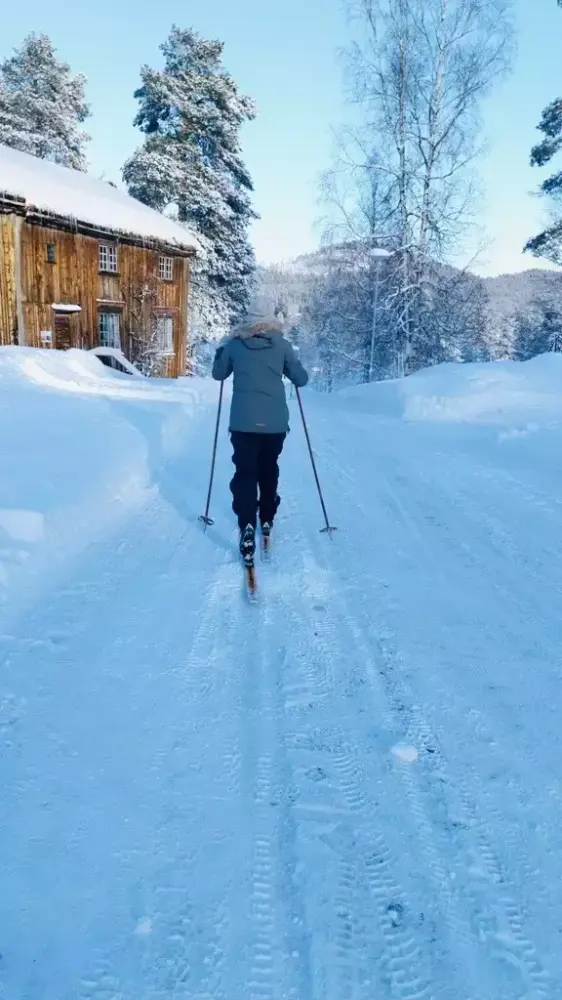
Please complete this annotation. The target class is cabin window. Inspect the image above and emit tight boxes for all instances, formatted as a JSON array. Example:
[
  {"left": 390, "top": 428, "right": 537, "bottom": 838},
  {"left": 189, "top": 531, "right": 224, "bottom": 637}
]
[
  {"left": 98, "top": 311, "right": 121, "bottom": 349},
  {"left": 46, "top": 243, "right": 56, "bottom": 263},
  {"left": 99, "top": 243, "right": 118, "bottom": 273},
  {"left": 153, "top": 315, "right": 174, "bottom": 356},
  {"left": 158, "top": 256, "right": 174, "bottom": 281}
]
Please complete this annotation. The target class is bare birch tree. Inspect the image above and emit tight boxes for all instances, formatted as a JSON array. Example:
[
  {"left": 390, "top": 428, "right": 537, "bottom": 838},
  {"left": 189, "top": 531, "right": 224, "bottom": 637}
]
[{"left": 321, "top": 0, "right": 513, "bottom": 375}]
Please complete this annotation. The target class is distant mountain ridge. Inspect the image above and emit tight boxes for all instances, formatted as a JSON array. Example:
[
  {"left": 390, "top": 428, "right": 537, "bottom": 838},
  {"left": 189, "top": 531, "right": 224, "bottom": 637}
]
[
  {"left": 483, "top": 268, "right": 562, "bottom": 318},
  {"left": 256, "top": 251, "right": 562, "bottom": 351}
]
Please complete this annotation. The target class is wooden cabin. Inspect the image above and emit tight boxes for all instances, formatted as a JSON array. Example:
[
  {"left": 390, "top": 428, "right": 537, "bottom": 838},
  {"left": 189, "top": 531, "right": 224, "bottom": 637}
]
[{"left": 0, "top": 143, "right": 199, "bottom": 377}]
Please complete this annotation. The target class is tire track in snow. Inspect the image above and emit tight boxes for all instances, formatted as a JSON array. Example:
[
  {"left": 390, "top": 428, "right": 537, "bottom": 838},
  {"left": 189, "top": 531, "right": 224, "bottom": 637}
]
[
  {"left": 160, "top": 569, "right": 228, "bottom": 1000},
  {"left": 284, "top": 562, "right": 471, "bottom": 1000},
  {"left": 409, "top": 712, "right": 553, "bottom": 1000},
  {"left": 340, "top": 613, "right": 487, "bottom": 1000},
  {"left": 139, "top": 558, "right": 236, "bottom": 1000},
  {"left": 322, "top": 418, "right": 562, "bottom": 797},
  {"left": 306, "top": 441, "right": 555, "bottom": 999},
  {"left": 70, "top": 518, "right": 233, "bottom": 1000},
  {"left": 373, "top": 463, "right": 561, "bottom": 997},
  {"left": 351, "top": 581, "right": 552, "bottom": 1000},
  {"left": 377, "top": 444, "right": 562, "bottom": 744},
  {"left": 288, "top": 418, "right": 557, "bottom": 999},
  {"left": 268, "top": 499, "right": 435, "bottom": 1000},
  {"left": 423, "top": 678, "right": 562, "bottom": 987},
  {"left": 370, "top": 443, "right": 562, "bottom": 891},
  {"left": 246, "top": 626, "right": 282, "bottom": 1000},
  {"left": 275, "top": 634, "right": 375, "bottom": 1000},
  {"left": 76, "top": 548, "right": 243, "bottom": 1000},
  {"left": 237, "top": 599, "right": 309, "bottom": 1000},
  {"left": 278, "top": 488, "right": 451, "bottom": 996}
]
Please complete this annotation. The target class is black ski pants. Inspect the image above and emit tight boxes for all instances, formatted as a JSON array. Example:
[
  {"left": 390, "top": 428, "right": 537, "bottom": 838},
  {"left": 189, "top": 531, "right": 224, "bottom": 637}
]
[{"left": 230, "top": 431, "right": 286, "bottom": 530}]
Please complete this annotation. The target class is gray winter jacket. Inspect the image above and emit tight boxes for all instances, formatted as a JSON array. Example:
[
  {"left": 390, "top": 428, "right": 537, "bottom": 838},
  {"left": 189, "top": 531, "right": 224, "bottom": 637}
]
[{"left": 212, "top": 325, "right": 309, "bottom": 434}]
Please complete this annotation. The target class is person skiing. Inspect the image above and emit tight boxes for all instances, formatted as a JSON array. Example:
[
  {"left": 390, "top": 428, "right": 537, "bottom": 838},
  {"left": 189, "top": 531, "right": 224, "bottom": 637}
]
[{"left": 212, "top": 307, "right": 309, "bottom": 566}]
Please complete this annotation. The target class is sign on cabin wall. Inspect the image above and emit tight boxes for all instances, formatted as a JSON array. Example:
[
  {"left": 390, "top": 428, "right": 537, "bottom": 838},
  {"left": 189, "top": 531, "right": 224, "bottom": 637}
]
[{"left": 40, "top": 330, "right": 52, "bottom": 345}]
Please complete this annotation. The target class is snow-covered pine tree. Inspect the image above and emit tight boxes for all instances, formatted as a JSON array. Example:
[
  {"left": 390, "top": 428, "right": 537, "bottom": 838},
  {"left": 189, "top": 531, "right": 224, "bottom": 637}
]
[
  {"left": 0, "top": 33, "right": 90, "bottom": 170},
  {"left": 123, "top": 27, "right": 257, "bottom": 347},
  {"left": 525, "top": 1, "right": 562, "bottom": 263}
]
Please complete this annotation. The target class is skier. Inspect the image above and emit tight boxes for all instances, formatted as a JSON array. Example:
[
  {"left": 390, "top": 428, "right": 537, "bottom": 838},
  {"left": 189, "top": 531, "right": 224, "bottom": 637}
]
[{"left": 212, "top": 307, "right": 309, "bottom": 566}]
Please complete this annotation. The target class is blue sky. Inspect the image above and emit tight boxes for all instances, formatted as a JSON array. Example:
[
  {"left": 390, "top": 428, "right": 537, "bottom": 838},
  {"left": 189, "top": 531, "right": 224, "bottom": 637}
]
[{"left": 2, "top": 0, "right": 561, "bottom": 276}]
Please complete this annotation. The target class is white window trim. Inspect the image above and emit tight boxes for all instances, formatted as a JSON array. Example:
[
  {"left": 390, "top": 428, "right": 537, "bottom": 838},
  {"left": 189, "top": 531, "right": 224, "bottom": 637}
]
[
  {"left": 99, "top": 243, "right": 118, "bottom": 273},
  {"left": 98, "top": 311, "right": 121, "bottom": 350},
  {"left": 153, "top": 315, "right": 175, "bottom": 356},
  {"left": 158, "top": 256, "right": 174, "bottom": 281}
]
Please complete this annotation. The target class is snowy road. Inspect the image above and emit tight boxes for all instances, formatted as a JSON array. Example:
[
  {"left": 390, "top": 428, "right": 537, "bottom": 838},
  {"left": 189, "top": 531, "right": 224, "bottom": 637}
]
[{"left": 2, "top": 352, "right": 562, "bottom": 999}]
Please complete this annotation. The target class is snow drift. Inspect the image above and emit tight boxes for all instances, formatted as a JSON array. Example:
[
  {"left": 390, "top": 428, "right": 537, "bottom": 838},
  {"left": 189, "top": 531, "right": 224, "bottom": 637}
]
[
  {"left": 0, "top": 347, "right": 216, "bottom": 611},
  {"left": 335, "top": 352, "right": 562, "bottom": 425}
]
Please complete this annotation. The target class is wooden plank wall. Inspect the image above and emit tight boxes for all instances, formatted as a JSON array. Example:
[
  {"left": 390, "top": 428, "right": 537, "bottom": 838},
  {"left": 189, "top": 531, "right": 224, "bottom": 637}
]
[
  {"left": 19, "top": 224, "right": 98, "bottom": 348},
  {"left": 178, "top": 258, "right": 190, "bottom": 376},
  {"left": 0, "top": 215, "right": 16, "bottom": 345},
  {"left": 15, "top": 222, "right": 191, "bottom": 375},
  {"left": 111, "top": 245, "right": 187, "bottom": 378}
]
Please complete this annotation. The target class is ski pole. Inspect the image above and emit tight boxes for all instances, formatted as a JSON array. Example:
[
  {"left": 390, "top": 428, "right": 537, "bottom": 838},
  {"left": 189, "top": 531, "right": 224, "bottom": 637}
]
[
  {"left": 295, "top": 387, "right": 337, "bottom": 535},
  {"left": 199, "top": 381, "right": 224, "bottom": 529}
]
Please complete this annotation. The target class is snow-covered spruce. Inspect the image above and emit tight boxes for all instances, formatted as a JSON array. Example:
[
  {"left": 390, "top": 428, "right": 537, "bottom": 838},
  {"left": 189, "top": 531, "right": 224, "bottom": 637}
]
[
  {"left": 0, "top": 32, "right": 90, "bottom": 170},
  {"left": 123, "top": 27, "right": 257, "bottom": 345}
]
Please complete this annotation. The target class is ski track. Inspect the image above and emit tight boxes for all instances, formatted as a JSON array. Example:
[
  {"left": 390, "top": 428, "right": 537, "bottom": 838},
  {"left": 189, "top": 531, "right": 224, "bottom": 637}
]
[{"left": 3, "top": 392, "right": 562, "bottom": 999}]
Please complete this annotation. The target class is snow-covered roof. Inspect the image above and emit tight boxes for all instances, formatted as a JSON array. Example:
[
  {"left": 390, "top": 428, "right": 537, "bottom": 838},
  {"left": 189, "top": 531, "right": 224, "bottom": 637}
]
[{"left": 0, "top": 144, "right": 200, "bottom": 254}]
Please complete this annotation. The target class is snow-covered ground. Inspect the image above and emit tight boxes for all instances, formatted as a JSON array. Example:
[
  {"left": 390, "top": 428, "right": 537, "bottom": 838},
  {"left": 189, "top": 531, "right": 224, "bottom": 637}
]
[{"left": 2, "top": 347, "right": 562, "bottom": 1000}]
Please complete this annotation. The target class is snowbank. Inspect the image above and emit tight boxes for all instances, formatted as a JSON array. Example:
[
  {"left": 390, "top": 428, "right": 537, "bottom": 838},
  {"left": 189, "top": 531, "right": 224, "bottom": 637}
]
[
  {"left": 0, "top": 346, "right": 210, "bottom": 404},
  {"left": 0, "top": 143, "right": 200, "bottom": 252},
  {"left": 335, "top": 353, "right": 562, "bottom": 425},
  {"left": 0, "top": 347, "right": 216, "bottom": 610}
]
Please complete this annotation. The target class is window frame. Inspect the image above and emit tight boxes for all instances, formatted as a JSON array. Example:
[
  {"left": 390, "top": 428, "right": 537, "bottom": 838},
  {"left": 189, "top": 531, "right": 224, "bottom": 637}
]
[
  {"left": 158, "top": 256, "right": 174, "bottom": 282},
  {"left": 46, "top": 243, "right": 56, "bottom": 264},
  {"left": 99, "top": 243, "right": 118, "bottom": 274},
  {"left": 98, "top": 310, "right": 121, "bottom": 350},
  {"left": 152, "top": 314, "right": 175, "bottom": 356}
]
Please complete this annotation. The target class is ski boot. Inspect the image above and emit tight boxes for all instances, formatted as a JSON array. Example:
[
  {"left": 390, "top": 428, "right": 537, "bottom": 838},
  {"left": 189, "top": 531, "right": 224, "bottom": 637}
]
[
  {"left": 239, "top": 524, "right": 256, "bottom": 568},
  {"left": 240, "top": 524, "right": 257, "bottom": 601},
  {"left": 260, "top": 522, "right": 272, "bottom": 560}
]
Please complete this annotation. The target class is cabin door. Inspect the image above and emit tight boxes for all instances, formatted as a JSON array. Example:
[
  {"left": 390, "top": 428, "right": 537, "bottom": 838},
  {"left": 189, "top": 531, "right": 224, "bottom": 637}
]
[{"left": 53, "top": 312, "right": 72, "bottom": 351}]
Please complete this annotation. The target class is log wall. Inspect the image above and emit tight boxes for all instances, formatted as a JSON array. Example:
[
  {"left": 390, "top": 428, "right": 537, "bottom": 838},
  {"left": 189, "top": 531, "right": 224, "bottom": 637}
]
[{"left": 0, "top": 214, "right": 191, "bottom": 376}]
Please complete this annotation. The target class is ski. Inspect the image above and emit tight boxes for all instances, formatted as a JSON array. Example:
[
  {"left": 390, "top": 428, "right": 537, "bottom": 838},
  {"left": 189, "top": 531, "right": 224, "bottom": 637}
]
[
  {"left": 244, "top": 563, "right": 258, "bottom": 603},
  {"left": 260, "top": 523, "right": 272, "bottom": 562},
  {"left": 260, "top": 533, "right": 271, "bottom": 562},
  {"left": 239, "top": 524, "right": 258, "bottom": 602}
]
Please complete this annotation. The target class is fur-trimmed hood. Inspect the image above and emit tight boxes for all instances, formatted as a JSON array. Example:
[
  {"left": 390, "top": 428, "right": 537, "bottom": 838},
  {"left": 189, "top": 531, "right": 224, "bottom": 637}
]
[
  {"left": 212, "top": 311, "right": 309, "bottom": 433},
  {"left": 231, "top": 304, "right": 285, "bottom": 341},
  {"left": 234, "top": 320, "right": 284, "bottom": 341}
]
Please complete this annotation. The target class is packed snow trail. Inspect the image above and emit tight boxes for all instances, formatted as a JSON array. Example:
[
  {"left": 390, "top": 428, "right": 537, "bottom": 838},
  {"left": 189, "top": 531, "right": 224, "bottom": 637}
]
[{"left": 1, "top": 350, "right": 562, "bottom": 999}]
